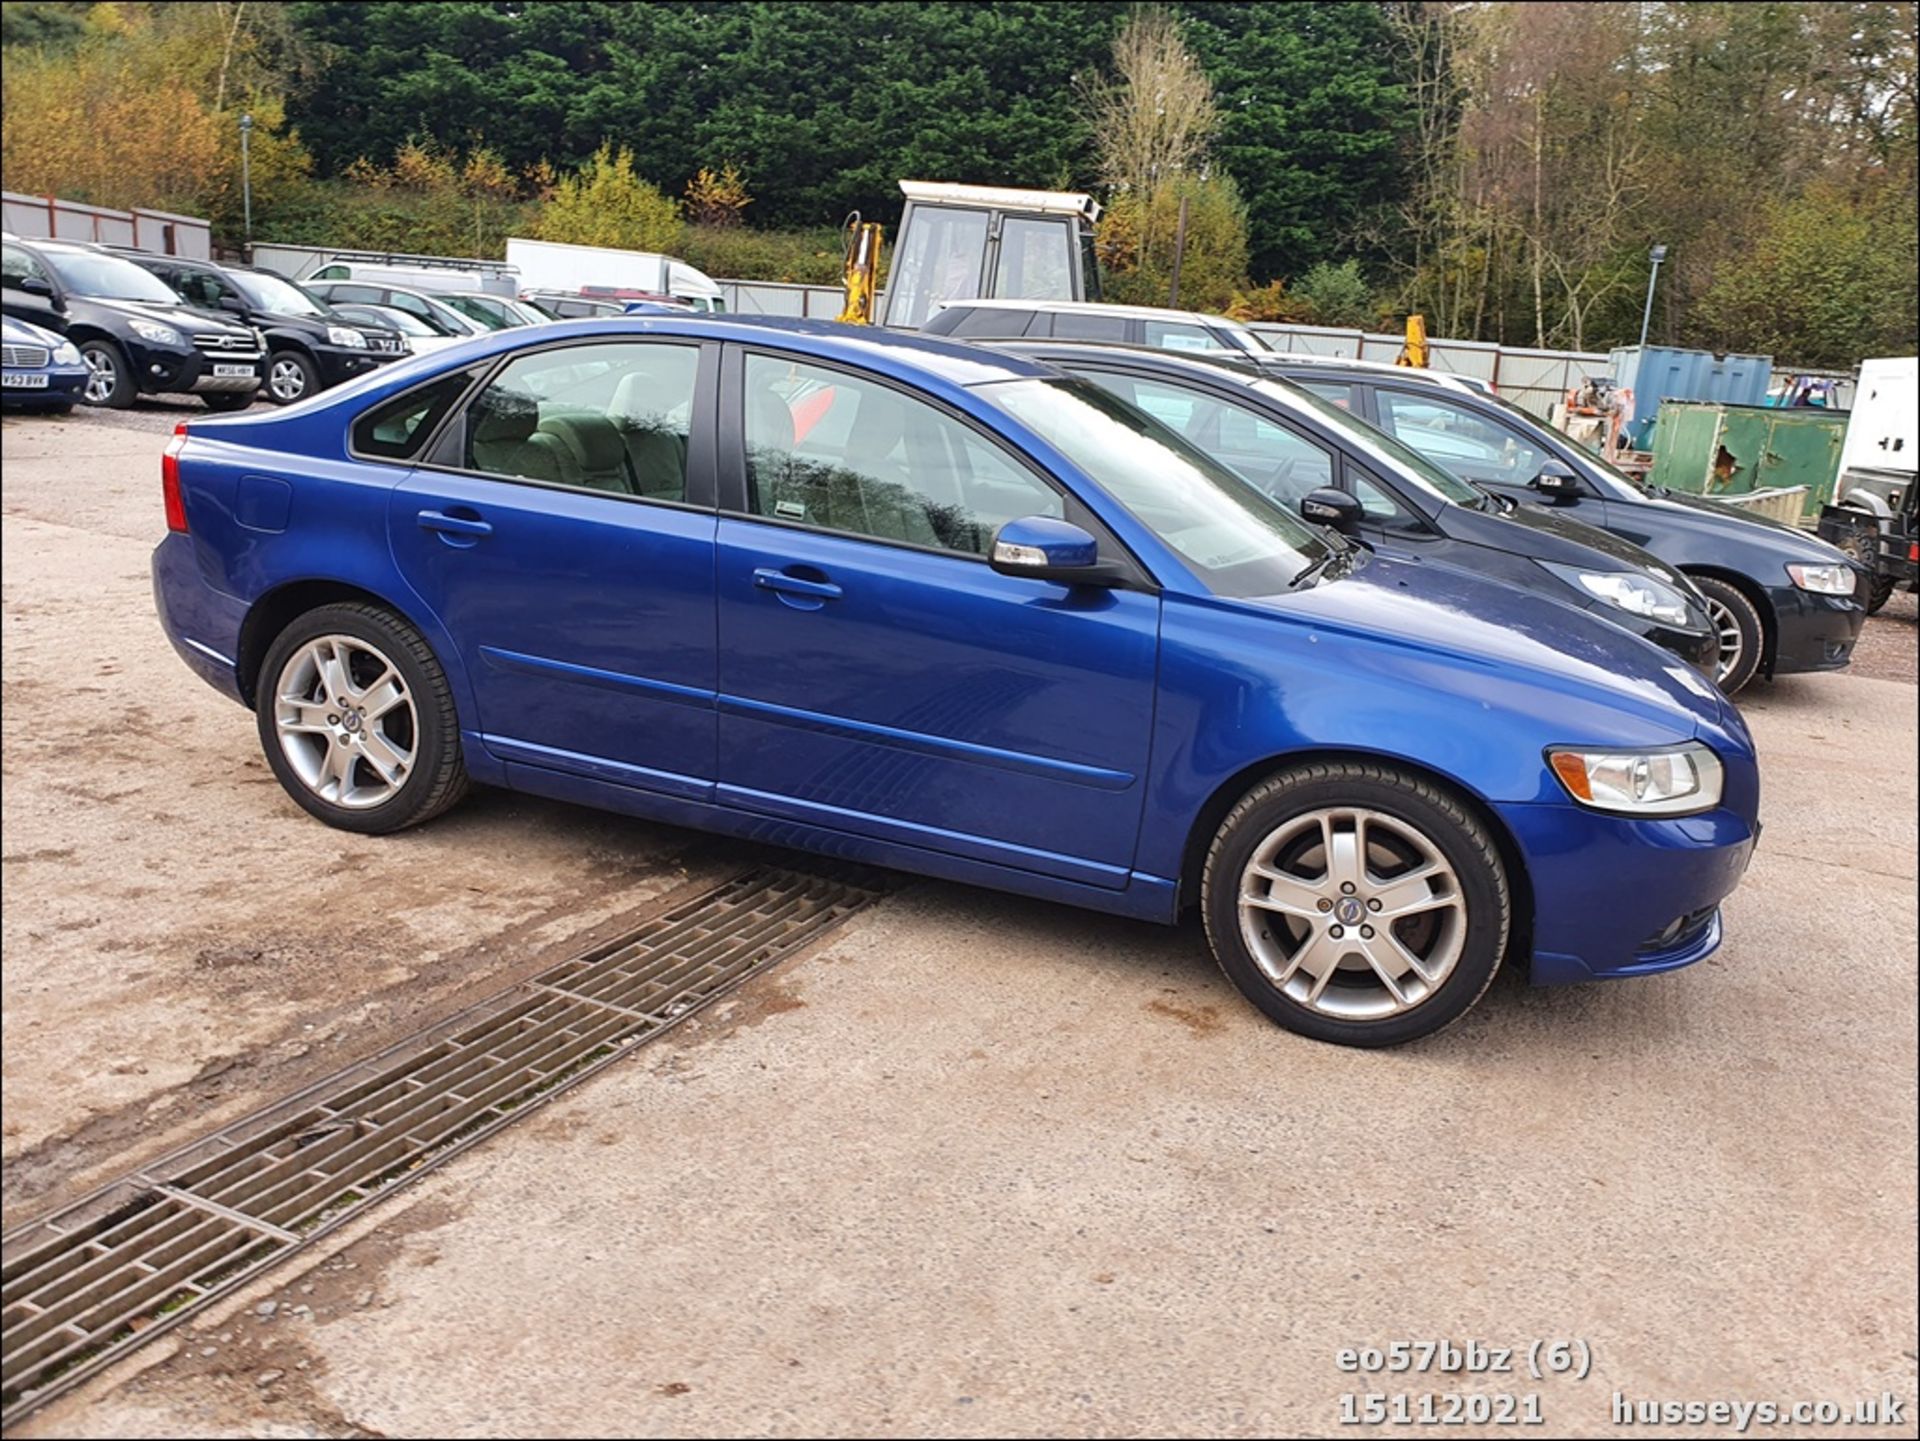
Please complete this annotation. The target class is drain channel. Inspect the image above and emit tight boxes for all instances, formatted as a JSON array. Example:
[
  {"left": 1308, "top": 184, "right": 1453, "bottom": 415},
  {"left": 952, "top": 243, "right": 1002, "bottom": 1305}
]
[{"left": 1, "top": 864, "right": 882, "bottom": 1425}]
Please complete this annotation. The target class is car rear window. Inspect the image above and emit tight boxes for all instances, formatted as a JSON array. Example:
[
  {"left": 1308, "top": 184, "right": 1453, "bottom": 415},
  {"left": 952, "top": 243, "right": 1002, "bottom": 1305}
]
[{"left": 351, "top": 368, "right": 484, "bottom": 460}]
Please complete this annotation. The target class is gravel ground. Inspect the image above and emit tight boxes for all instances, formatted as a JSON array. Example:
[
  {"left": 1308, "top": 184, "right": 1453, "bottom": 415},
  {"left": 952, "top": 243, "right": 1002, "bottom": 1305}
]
[{"left": 4, "top": 407, "right": 1915, "bottom": 1438}]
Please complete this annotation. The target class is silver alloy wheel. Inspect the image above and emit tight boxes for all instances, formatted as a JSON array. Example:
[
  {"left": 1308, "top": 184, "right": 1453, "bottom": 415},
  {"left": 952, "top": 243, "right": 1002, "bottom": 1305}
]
[
  {"left": 267, "top": 357, "right": 308, "bottom": 402},
  {"left": 272, "top": 635, "right": 417, "bottom": 809},
  {"left": 1236, "top": 806, "right": 1466, "bottom": 1020},
  {"left": 82, "top": 347, "right": 117, "bottom": 404},
  {"left": 1705, "top": 596, "right": 1744, "bottom": 684}
]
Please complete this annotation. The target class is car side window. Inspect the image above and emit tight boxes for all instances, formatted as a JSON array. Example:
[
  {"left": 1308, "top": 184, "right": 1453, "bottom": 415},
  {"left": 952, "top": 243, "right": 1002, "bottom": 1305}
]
[
  {"left": 172, "top": 270, "right": 227, "bottom": 308},
  {"left": 389, "top": 292, "right": 434, "bottom": 321},
  {"left": 310, "top": 265, "right": 348, "bottom": 280},
  {"left": 3, "top": 245, "right": 52, "bottom": 287},
  {"left": 742, "top": 353, "right": 1062, "bottom": 556},
  {"left": 1051, "top": 310, "right": 1129, "bottom": 342},
  {"left": 329, "top": 284, "right": 381, "bottom": 304},
  {"left": 1143, "top": 320, "right": 1215, "bottom": 353},
  {"left": 1347, "top": 464, "right": 1427, "bottom": 532},
  {"left": 460, "top": 342, "right": 701, "bottom": 500},
  {"left": 1295, "top": 379, "right": 1355, "bottom": 410},
  {"left": 351, "top": 368, "right": 485, "bottom": 461},
  {"left": 1077, "top": 372, "right": 1334, "bottom": 507},
  {"left": 1376, "top": 388, "right": 1548, "bottom": 483},
  {"left": 944, "top": 307, "right": 1038, "bottom": 339}
]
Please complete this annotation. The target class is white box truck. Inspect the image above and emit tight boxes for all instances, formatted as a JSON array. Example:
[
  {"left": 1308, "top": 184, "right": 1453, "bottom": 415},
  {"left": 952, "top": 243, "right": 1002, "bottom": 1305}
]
[
  {"left": 1833, "top": 355, "right": 1917, "bottom": 517},
  {"left": 503, "top": 238, "right": 725, "bottom": 312}
]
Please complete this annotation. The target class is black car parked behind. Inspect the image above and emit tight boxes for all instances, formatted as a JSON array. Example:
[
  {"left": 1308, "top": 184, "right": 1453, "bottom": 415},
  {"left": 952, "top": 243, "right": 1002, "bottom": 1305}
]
[
  {"left": 993, "top": 339, "right": 1722, "bottom": 676},
  {"left": 1, "top": 239, "right": 262, "bottom": 410},
  {"left": 118, "top": 253, "right": 406, "bottom": 404},
  {"left": 1248, "top": 355, "right": 1867, "bottom": 692}
]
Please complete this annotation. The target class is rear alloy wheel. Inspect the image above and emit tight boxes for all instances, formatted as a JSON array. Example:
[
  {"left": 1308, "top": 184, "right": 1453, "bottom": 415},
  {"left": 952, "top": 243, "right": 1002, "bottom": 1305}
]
[
  {"left": 79, "top": 340, "right": 134, "bottom": 408},
  {"left": 201, "top": 391, "right": 254, "bottom": 412},
  {"left": 256, "top": 603, "right": 468, "bottom": 834},
  {"left": 265, "top": 350, "right": 318, "bottom": 404},
  {"left": 1203, "top": 762, "right": 1509, "bottom": 1047},
  {"left": 1692, "top": 576, "right": 1764, "bottom": 694}
]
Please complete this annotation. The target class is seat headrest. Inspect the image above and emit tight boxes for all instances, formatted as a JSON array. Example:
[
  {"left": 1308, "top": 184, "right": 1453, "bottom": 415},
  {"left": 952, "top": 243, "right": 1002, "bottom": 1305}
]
[
  {"left": 846, "top": 390, "right": 908, "bottom": 466},
  {"left": 747, "top": 384, "right": 794, "bottom": 451},
  {"left": 539, "top": 413, "right": 627, "bottom": 473},
  {"left": 471, "top": 388, "right": 540, "bottom": 445}
]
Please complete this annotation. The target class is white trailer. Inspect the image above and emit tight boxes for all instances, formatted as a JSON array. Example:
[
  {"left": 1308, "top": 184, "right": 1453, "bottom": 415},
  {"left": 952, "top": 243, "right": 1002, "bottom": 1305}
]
[
  {"left": 1834, "top": 356, "right": 1918, "bottom": 516},
  {"left": 502, "top": 238, "right": 725, "bottom": 312}
]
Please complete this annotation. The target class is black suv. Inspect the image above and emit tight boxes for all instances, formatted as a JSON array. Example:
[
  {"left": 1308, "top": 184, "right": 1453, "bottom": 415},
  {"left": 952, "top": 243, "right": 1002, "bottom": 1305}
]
[
  {"left": 1, "top": 239, "right": 262, "bottom": 410},
  {"left": 1248, "top": 355, "right": 1867, "bottom": 692},
  {"left": 118, "top": 253, "right": 406, "bottom": 404}
]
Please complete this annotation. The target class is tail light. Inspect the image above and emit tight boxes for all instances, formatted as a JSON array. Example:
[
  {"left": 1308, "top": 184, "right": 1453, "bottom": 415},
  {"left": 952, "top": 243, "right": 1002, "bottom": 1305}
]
[
  {"left": 162, "top": 422, "right": 189, "bottom": 533},
  {"left": 1909, "top": 541, "right": 1918, "bottom": 563}
]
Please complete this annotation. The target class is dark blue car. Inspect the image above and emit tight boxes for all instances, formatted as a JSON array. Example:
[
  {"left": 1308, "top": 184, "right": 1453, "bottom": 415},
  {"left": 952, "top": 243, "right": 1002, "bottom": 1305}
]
[
  {"left": 152, "top": 317, "right": 1760, "bottom": 1047},
  {"left": 1, "top": 315, "right": 89, "bottom": 413}
]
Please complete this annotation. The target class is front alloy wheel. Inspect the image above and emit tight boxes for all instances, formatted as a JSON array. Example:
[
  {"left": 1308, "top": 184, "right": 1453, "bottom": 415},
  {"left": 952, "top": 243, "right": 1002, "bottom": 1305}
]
[
  {"left": 266, "top": 351, "right": 316, "bottom": 403},
  {"left": 1203, "top": 762, "right": 1509, "bottom": 1047},
  {"left": 1691, "top": 576, "right": 1763, "bottom": 694}
]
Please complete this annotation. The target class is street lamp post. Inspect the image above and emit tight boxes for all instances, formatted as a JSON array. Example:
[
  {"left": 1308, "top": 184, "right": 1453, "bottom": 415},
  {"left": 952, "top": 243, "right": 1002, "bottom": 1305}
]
[
  {"left": 239, "top": 112, "right": 255, "bottom": 256},
  {"left": 1638, "top": 243, "right": 1668, "bottom": 348}
]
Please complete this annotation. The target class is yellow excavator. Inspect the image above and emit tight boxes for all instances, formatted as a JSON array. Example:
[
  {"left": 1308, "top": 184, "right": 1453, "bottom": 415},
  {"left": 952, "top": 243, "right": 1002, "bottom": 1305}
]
[
  {"left": 1395, "top": 313, "right": 1428, "bottom": 368},
  {"left": 837, "top": 213, "right": 884, "bottom": 325}
]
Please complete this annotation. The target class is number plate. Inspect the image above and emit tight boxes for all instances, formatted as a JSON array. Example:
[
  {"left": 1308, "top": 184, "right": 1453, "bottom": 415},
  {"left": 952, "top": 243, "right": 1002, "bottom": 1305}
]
[
  {"left": 212, "top": 363, "right": 256, "bottom": 378},
  {"left": 2, "top": 373, "right": 51, "bottom": 389}
]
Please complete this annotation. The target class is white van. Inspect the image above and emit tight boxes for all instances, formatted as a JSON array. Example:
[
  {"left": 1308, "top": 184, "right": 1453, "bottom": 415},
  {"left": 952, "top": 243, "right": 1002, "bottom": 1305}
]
[
  {"left": 503, "top": 238, "right": 726, "bottom": 313},
  {"left": 249, "top": 245, "right": 520, "bottom": 298}
]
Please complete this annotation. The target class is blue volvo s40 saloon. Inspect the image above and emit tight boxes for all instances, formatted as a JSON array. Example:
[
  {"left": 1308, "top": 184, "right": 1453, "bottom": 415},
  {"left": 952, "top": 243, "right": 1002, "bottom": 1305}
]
[{"left": 152, "top": 316, "right": 1759, "bottom": 1046}]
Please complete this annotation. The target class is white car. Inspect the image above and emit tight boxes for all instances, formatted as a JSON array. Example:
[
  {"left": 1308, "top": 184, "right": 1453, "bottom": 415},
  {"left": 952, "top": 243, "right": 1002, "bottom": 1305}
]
[{"left": 323, "top": 303, "right": 464, "bottom": 356}]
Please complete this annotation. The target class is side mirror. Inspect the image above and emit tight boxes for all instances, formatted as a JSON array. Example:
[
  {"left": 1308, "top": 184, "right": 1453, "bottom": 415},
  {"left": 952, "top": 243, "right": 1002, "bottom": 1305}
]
[
  {"left": 1299, "top": 486, "right": 1363, "bottom": 534},
  {"left": 8, "top": 274, "right": 54, "bottom": 298},
  {"left": 219, "top": 294, "right": 250, "bottom": 313},
  {"left": 1531, "top": 461, "right": 1583, "bottom": 501},
  {"left": 990, "top": 516, "right": 1114, "bottom": 586}
]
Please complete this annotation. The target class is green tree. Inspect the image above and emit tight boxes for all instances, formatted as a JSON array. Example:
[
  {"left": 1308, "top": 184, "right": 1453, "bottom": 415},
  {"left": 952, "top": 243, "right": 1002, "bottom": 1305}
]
[
  {"left": 1291, "top": 259, "right": 1377, "bottom": 327},
  {"left": 536, "top": 142, "right": 684, "bottom": 252},
  {"left": 1098, "top": 172, "right": 1250, "bottom": 312}
]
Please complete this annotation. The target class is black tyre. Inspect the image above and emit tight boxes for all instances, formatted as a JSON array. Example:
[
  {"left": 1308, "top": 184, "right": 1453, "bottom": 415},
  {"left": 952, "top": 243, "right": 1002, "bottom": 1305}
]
[
  {"left": 265, "top": 349, "right": 319, "bottom": 405},
  {"left": 201, "top": 390, "right": 255, "bottom": 412},
  {"left": 1834, "top": 526, "right": 1894, "bottom": 614},
  {"left": 78, "top": 339, "right": 135, "bottom": 408},
  {"left": 1202, "top": 762, "right": 1510, "bottom": 1047},
  {"left": 1692, "top": 576, "right": 1765, "bottom": 694},
  {"left": 255, "top": 602, "right": 469, "bottom": 835}
]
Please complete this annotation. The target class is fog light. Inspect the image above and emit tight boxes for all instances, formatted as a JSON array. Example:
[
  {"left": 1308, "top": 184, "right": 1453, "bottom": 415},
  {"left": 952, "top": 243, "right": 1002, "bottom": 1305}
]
[{"left": 150, "top": 364, "right": 165, "bottom": 375}]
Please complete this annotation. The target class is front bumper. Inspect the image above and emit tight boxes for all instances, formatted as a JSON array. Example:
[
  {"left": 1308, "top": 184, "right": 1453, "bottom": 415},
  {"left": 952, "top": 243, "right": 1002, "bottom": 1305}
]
[
  {"left": 1764, "top": 582, "right": 1865, "bottom": 676},
  {"left": 312, "top": 343, "right": 394, "bottom": 388},
  {"left": 152, "top": 533, "right": 248, "bottom": 706},
  {"left": 1603, "top": 606, "right": 1719, "bottom": 673},
  {"left": 130, "top": 338, "right": 263, "bottom": 397},
  {"left": 2, "top": 364, "right": 88, "bottom": 407},
  {"left": 1496, "top": 798, "right": 1758, "bottom": 986}
]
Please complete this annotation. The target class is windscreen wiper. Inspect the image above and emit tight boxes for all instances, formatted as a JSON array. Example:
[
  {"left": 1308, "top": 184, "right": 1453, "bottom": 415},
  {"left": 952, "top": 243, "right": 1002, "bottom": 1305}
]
[{"left": 1289, "top": 548, "right": 1343, "bottom": 590}]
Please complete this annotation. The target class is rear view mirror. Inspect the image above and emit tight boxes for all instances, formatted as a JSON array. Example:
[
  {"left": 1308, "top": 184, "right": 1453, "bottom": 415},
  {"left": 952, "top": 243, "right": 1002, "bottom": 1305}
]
[
  {"left": 1532, "top": 462, "right": 1582, "bottom": 501},
  {"left": 990, "top": 516, "right": 1117, "bottom": 586},
  {"left": 1299, "top": 486, "right": 1363, "bottom": 534}
]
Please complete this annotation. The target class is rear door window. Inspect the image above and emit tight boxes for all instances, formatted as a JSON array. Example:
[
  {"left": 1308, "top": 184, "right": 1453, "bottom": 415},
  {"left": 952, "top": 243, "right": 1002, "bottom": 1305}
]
[
  {"left": 943, "top": 306, "right": 1039, "bottom": 339},
  {"left": 1143, "top": 320, "right": 1216, "bottom": 353},
  {"left": 351, "top": 368, "right": 485, "bottom": 461},
  {"left": 1051, "top": 310, "right": 1129, "bottom": 342}
]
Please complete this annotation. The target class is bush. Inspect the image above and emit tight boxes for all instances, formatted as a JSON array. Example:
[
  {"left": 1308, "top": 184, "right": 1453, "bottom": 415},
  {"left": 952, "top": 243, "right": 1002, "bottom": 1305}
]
[
  {"left": 536, "top": 143, "right": 683, "bottom": 253},
  {"left": 677, "top": 224, "right": 864, "bottom": 287},
  {"left": 1095, "top": 172, "right": 1249, "bottom": 313},
  {"left": 1288, "top": 259, "right": 1378, "bottom": 328},
  {"left": 683, "top": 164, "right": 752, "bottom": 229}
]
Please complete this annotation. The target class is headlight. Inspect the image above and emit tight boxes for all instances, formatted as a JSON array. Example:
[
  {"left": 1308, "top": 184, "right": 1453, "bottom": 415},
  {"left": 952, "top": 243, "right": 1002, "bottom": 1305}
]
[
  {"left": 129, "top": 320, "right": 182, "bottom": 347},
  {"left": 1539, "top": 561, "right": 1693, "bottom": 626},
  {"left": 1786, "top": 562, "right": 1853, "bottom": 595},
  {"left": 327, "top": 325, "right": 368, "bottom": 348},
  {"left": 1547, "top": 743, "right": 1724, "bottom": 816},
  {"left": 53, "top": 340, "right": 80, "bottom": 364}
]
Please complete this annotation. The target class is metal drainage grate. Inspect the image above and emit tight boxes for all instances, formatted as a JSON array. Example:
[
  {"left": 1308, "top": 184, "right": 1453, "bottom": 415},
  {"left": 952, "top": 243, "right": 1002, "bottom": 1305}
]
[{"left": 1, "top": 864, "right": 882, "bottom": 1425}]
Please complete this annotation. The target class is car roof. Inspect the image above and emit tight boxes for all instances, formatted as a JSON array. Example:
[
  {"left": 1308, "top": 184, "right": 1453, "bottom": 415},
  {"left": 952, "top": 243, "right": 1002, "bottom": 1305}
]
[
  {"left": 939, "top": 296, "right": 1236, "bottom": 327},
  {"left": 1251, "top": 352, "right": 1483, "bottom": 391}
]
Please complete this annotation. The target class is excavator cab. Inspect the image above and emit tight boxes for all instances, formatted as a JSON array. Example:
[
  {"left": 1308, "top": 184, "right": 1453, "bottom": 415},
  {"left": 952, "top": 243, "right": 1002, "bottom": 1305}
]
[{"left": 879, "top": 181, "right": 1101, "bottom": 330}]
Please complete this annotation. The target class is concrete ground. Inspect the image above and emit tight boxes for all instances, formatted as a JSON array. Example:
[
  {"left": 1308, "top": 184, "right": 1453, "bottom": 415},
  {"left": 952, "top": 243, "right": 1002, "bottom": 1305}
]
[{"left": 4, "top": 405, "right": 1916, "bottom": 1437}]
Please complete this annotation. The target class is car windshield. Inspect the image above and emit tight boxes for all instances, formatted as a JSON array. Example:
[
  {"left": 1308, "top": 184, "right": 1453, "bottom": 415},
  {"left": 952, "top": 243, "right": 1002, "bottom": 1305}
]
[
  {"left": 981, "top": 377, "right": 1333, "bottom": 598},
  {"left": 354, "top": 306, "right": 434, "bottom": 337},
  {"left": 1220, "top": 320, "right": 1275, "bottom": 353},
  {"left": 43, "top": 250, "right": 181, "bottom": 304},
  {"left": 1469, "top": 388, "right": 1645, "bottom": 498},
  {"left": 1252, "top": 378, "right": 1490, "bottom": 509},
  {"left": 231, "top": 270, "right": 329, "bottom": 318},
  {"left": 440, "top": 294, "right": 513, "bottom": 329}
]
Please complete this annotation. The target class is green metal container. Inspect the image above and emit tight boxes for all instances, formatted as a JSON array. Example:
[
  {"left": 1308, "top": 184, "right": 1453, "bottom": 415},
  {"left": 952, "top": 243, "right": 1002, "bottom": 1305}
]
[{"left": 1646, "top": 401, "right": 1849, "bottom": 518}]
